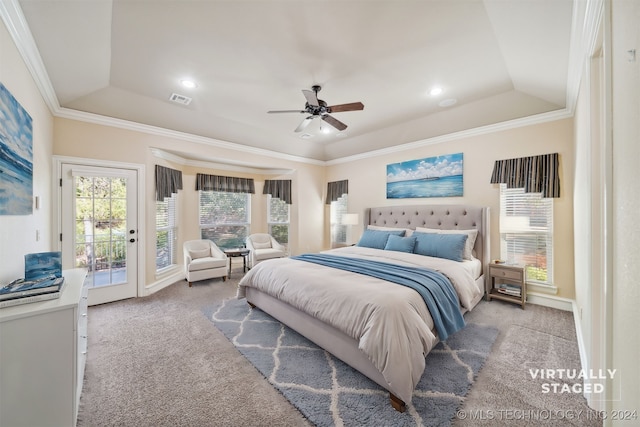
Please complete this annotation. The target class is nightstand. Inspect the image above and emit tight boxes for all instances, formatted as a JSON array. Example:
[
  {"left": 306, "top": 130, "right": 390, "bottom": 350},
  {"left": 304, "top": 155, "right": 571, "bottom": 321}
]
[{"left": 487, "top": 263, "right": 526, "bottom": 309}]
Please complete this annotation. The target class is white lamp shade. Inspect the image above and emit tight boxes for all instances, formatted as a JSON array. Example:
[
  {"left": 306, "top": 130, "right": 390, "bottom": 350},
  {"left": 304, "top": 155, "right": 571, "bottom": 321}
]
[{"left": 342, "top": 213, "right": 359, "bottom": 225}]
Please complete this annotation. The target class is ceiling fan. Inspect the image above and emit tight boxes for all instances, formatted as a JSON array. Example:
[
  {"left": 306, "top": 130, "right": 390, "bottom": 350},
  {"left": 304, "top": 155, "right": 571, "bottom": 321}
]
[{"left": 268, "top": 85, "right": 364, "bottom": 133}]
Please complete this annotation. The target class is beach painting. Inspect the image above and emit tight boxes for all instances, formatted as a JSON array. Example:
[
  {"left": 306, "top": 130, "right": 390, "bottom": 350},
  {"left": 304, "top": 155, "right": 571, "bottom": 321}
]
[
  {"left": 387, "top": 153, "right": 463, "bottom": 198},
  {"left": 0, "top": 82, "right": 33, "bottom": 215}
]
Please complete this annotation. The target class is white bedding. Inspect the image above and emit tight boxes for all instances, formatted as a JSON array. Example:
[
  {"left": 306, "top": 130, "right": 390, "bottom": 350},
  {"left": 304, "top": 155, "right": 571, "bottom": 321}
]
[{"left": 236, "top": 246, "right": 482, "bottom": 404}]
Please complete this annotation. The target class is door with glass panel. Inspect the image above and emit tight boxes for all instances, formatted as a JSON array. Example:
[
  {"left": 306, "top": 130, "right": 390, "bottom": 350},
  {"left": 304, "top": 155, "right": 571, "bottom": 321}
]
[{"left": 61, "top": 164, "right": 138, "bottom": 305}]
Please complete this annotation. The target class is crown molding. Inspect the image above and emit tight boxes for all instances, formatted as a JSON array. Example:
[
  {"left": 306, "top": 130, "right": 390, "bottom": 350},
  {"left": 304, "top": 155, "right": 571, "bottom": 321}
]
[
  {"left": 0, "top": 0, "right": 60, "bottom": 112},
  {"left": 150, "top": 148, "right": 295, "bottom": 175},
  {"left": 325, "top": 108, "right": 574, "bottom": 166},
  {"left": 56, "top": 107, "right": 325, "bottom": 166},
  {"left": 565, "top": 0, "right": 604, "bottom": 114}
]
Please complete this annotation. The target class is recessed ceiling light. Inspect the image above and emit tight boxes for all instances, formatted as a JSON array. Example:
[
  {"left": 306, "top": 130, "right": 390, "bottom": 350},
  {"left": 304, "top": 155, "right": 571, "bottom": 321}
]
[
  {"left": 439, "top": 98, "right": 457, "bottom": 107},
  {"left": 180, "top": 79, "right": 197, "bottom": 89},
  {"left": 429, "top": 87, "right": 443, "bottom": 96}
]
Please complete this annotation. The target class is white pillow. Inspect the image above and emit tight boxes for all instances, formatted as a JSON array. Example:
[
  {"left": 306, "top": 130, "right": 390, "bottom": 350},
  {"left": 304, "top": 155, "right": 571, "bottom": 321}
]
[
  {"left": 415, "top": 227, "right": 478, "bottom": 260},
  {"left": 251, "top": 241, "right": 272, "bottom": 250},
  {"left": 367, "top": 225, "right": 413, "bottom": 237},
  {"left": 189, "top": 248, "right": 211, "bottom": 259}
]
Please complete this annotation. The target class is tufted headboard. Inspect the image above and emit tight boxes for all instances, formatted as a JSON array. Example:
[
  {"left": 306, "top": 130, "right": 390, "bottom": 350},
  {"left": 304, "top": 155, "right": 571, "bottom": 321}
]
[{"left": 364, "top": 204, "right": 490, "bottom": 288}]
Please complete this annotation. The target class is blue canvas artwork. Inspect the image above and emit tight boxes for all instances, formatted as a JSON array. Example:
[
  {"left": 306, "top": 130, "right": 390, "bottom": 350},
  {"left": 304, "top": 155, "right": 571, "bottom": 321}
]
[
  {"left": 387, "top": 153, "right": 463, "bottom": 198},
  {"left": 25, "top": 252, "right": 63, "bottom": 281},
  {"left": 0, "top": 82, "right": 33, "bottom": 215}
]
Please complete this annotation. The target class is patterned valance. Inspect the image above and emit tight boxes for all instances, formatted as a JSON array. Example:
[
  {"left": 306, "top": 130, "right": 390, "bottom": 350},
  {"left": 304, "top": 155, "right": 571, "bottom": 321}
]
[
  {"left": 490, "top": 153, "right": 560, "bottom": 198},
  {"left": 196, "top": 173, "right": 255, "bottom": 194},
  {"left": 155, "top": 165, "right": 183, "bottom": 201},
  {"left": 325, "top": 179, "right": 348, "bottom": 204},
  {"left": 263, "top": 179, "right": 292, "bottom": 204}
]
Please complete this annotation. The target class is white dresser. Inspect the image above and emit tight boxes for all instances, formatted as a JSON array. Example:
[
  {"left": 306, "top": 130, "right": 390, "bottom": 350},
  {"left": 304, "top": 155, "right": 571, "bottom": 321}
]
[{"left": 0, "top": 269, "right": 88, "bottom": 427}]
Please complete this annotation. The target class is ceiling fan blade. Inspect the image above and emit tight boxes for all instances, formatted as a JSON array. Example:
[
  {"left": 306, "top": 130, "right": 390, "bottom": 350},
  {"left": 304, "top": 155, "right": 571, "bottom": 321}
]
[
  {"left": 321, "top": 114, "right": 347, "bottom": 131},
  {"left": 302, "top": 89, "right": 319, "bottom": 107},
  {"left": 294, "top": 116, "right": 314, "bottom": 132},
  {"left": 327, "top": 102, "right": 364, "bottom": 113},
  {"left": 268, "top": 110, "right": 305, "bottom": 114}
]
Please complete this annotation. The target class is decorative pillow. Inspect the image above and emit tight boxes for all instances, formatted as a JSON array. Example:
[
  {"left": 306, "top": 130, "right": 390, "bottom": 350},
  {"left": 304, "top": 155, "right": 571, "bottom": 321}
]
[
  {"left": 356, "top": 229, "right": 405, "bottom": 250},
  {"left": 415, "top": 227, "right": 478, "bottom": 260},
  {"left": 384, "top": 235, "right": 416, "bottom": 253},
  {"left": 413, "top": 232, "right": 468, "bottom": 262},
  {"left": 189, "top": 248, "right": 211, "bottom": 260},
  {"left": 367, "top": 225, "right": 413, "bottom": 237},
  {"left": 251, "top": 241, "right": 272, "bottom": 250}
]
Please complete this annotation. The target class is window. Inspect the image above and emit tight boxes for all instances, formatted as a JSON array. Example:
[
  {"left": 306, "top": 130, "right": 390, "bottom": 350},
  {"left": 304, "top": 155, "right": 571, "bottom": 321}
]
[
  {"left": 199, "top": 191, "right": 250, "bottom": 249},
  {"left": 156, "top": 193, "right": 177, "bottom": 271},
  {"left": 267, "top": 195, "right": 289, "bottom": 250},
  {"left": 499, "top": 184, "right": 553, "bottom": 285},
  {"left": 330, "top": 194, "right": 348, "bottom": 247}
]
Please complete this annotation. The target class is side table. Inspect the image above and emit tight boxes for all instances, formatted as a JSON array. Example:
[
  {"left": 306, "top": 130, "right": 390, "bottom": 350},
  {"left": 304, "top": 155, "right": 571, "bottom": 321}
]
[
  {"left": 223, "top": 248, "right": 250, "bottom": 278},
  {"left": 487, "top": 263, "right": 527, "bottom": 309}
]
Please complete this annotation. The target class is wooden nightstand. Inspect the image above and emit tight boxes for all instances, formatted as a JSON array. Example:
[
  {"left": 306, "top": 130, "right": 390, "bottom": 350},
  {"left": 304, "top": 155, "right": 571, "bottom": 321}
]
[{"left": 487, "top": 263, "right": 526, "bottom": 309}]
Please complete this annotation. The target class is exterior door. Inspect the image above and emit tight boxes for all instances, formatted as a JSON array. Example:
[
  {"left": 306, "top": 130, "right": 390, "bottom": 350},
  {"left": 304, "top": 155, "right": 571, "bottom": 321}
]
[{"left": 61, "top": 164, "right": 138, "bottom": 305}]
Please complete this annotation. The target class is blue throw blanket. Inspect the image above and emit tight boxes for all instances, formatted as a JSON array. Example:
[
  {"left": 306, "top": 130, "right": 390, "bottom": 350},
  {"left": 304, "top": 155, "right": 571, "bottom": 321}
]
[{"left": 291, "top": 254, "right": 465, "bottom": 341}]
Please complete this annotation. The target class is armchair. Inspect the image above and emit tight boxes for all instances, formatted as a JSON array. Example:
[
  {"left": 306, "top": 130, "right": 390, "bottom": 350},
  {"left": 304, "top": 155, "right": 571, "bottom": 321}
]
[
  {"left": 183, "top": 239, "right": 228, "bottom": 286},
  {"left": 245, "top": 233, "right": 287, "bottom": 269}
]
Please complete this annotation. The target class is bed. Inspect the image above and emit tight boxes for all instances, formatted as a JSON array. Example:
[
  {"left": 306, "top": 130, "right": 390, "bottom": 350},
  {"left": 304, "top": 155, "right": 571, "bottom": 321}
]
[{"left": 237, "top": 204, "right": 489, "bottom": 412}]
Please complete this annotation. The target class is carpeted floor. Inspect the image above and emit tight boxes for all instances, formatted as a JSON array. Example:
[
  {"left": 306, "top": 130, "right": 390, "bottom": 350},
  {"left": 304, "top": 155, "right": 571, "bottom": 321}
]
[
  {"left": 205, "top": 298, "right": 499, "bottom": 426},
  {"left": 77, "top": 267, "right": 600, "bottom": 427}
]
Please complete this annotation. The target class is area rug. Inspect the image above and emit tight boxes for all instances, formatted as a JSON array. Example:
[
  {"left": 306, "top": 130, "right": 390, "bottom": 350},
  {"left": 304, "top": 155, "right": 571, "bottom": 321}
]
[{"left": 203, "top": 298, "right": 499, "bottom": 427}]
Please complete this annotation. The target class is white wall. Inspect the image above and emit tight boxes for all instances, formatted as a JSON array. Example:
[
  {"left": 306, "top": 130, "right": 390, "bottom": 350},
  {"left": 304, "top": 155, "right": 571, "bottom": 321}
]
[
  {"left": 327, "top": 118, "right": 576, "bottom": 299},
  {"left": 573, "top": 0, "right": 639, "bottom": 417},
  {"left": 610, "top": 0, "right": 639, "bottom": 417},
  {"left": 52, "top": 117, "right": 326, "bottom": 287},
  {"left": 0, "top": 19, "right": 54, "bottom": 283}
]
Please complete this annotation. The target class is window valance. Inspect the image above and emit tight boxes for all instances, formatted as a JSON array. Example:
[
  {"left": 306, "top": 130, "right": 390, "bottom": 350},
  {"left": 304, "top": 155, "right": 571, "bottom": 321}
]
[
  {"left": 325, "top": 179, "right": 348, "bottom": 204},
  {"left": 155, "top": 165, "right": 183, "bottom": 201},
  {"left": 196, "top": 173, "right": 255, "bottom": 194},
  {"left": 263, "top": 179, "right": 292, "bottom": 204},
  {"left": 490, "top": 152, "right": 560, "bottom": 198}
]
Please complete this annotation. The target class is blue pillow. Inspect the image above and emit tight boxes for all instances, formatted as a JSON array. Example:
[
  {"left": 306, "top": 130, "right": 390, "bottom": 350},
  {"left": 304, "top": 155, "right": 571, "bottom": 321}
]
[
  {"left": 413, "top": 232, "right": 468, "bottom": 262},
  {"left": 356, "top": 229, "right": 405, "bottom": 250},
  {"left": 384, "top": 235, "right": 417, "bottom": 253}
]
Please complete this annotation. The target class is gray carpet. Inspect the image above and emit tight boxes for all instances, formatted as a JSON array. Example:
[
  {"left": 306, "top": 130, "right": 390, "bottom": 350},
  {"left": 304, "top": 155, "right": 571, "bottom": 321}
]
[
  {"left": 204, "top": 298, "right": 499, "bottom": 427},
  {"left": 78, "top": 268, "right": 600, "bottom": 427}
]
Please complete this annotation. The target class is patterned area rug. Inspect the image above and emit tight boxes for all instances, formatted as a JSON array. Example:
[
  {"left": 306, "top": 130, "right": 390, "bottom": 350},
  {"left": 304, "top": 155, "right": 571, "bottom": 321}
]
[{"left": 203, "top": 298, "right": 498, "bottom": 427}]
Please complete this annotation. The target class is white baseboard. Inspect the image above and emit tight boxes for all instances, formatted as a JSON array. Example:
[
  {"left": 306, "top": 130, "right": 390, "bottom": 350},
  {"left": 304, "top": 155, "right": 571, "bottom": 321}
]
[
  {"left": 526, "top": 292, "right": 574, "bottom": 311},
  {"left": 144, "top": 269, "right": 184, "bottom": 296}
]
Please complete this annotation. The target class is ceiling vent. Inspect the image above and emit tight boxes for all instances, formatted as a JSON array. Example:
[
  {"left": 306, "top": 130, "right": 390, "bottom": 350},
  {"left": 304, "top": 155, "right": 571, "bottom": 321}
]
[{"left": 169, "top": 93, "right": 192, "bottom": 105}]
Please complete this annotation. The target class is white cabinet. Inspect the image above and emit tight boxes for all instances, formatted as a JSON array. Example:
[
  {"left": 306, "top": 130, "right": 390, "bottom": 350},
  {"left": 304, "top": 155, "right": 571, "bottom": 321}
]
[{"left": 0, "top": 269, "right": 88, "bottom": 427}]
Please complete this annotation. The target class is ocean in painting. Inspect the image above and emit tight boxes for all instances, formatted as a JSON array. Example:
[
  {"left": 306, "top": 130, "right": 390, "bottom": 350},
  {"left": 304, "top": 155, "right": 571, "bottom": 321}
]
[
  {"left": 387, "top": 152, "right": 463, "bottom": 198},
  {"left": 387, "top": 175, "right": 463, "bottom": 198},
  {"left": 0, "top": 82, "right": 33, "bottom": 215}
]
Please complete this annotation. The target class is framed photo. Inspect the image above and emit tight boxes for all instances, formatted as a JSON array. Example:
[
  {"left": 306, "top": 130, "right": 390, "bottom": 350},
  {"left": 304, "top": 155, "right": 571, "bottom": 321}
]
[{"left": 387, "top": 153, "right": 463, "bottom": 198}]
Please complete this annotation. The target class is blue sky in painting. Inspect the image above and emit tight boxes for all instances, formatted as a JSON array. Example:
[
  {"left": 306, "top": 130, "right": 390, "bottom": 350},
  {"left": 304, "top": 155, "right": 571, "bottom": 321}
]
[{"left": 387, "top": 153, "right": 463, "bottom": 183}]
